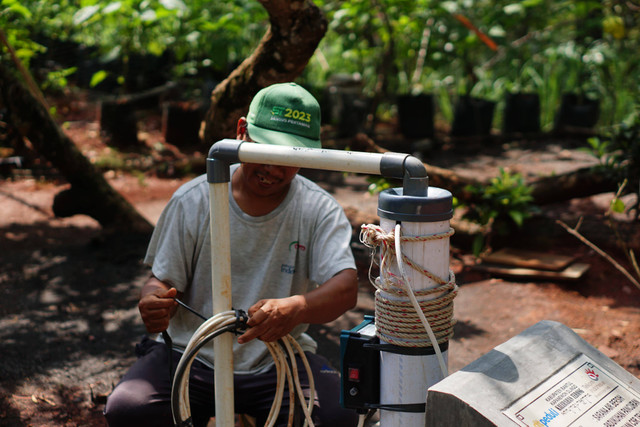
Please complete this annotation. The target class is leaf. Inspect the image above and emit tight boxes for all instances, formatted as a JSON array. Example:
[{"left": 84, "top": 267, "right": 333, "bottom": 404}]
[
  {"left": 101, "top": 46, "right": 121, "bottom": 62},
  {"left": 503, "top": 4, "right": 524, "bottom": 15},
  {"left": 103, "top": 2, "right": 122, "bottom": 14},
  {"left": 5, "top": 2, "right": 32, "bottom": 19},
  {"left": 147, "top": 40, "right": 164, "bottom": 56},
  {"left": 73, "top": 5, "right": 100, "bottom": 26},
  {"left": 603, "top": 16, "right": 625, "bottom": 40},
  {"left": 489, "top": 25, "right": 506, "bottom": 38},
  {"left": 472, "top": 234, "right": 485, "bottom": 257},
  {"left": 90, "top": 70, "right": 108, "bottom": 88},
  {"left": 159, "top": 0, "right": 187, "bottom": 11},
  {"left": 140, "top": 9, "right": 157, "bottom": 22},
  {"left": 440, "top": 1, "right": 458, "bottom": 14},
  {"left": 611, "top": 198, "right": 626, "bottom": 214},
  {"left": 15, "top": 47, "right": 36, "bottom": 61},
  {"left": 508, "top": 210, "right": 525, "bottom": 226}
]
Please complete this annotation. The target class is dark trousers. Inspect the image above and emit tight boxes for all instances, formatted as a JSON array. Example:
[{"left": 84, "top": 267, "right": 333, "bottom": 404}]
[{"left": 104, "top": 337, "right": 358, "bottom": 427}]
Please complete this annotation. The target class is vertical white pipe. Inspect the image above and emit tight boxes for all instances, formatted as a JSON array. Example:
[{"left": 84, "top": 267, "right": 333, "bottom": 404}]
[
  {"left": 378, "top": 217, "right": 451, "bottom": 427},
  {"left": 208, "top": 182, "right": 235, "bottom": 425}
]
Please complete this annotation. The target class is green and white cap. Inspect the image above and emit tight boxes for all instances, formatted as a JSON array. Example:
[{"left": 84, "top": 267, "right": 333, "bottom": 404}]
[{"left": 247, "top": 82, "right": 321, "bottom": 149}]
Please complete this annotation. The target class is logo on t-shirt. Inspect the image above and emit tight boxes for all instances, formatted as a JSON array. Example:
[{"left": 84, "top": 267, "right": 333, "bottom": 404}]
[
  {"left": 289, "top": 241, "right": 306, "bottom": 251},
  {"left": 281, "top": 264, "right": 295, "bottom": 274}
]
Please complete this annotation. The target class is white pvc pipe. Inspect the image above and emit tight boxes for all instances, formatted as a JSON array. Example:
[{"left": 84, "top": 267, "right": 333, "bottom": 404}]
[
  {"left": 208, "top": 182, "right": 235, "bottom": 426},
  {"left": 205, "top": 143, "right": 433, "bottom": 424},
  {"left": 206, "top": 144, "right": 391, "bottom": 424},
  {"left": 378, "top": 217, "right": 451, "bottom": 427},
  {"left": 237, "top": 143, "right": 384, "bottom": 175}
]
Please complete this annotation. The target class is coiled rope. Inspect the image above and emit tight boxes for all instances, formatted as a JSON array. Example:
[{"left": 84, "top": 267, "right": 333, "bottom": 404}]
[
  {"left": 171, "top": 310, "right": 316, "bottom": 427},
  {"left": 360, "top": 223, "right": 458, "bottom": 377}
]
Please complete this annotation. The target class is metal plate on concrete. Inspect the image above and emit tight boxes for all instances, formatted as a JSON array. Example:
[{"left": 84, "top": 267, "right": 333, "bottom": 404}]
[
  {"left": 503, "top": 354, "right": 640, "bottom": 426},
  {"left": 426, "top": 320, "right": 640, "bottom": 427}
]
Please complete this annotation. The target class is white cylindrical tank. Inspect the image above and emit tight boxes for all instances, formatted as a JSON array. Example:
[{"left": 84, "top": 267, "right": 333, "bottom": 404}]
[{"left": 375, "top": 187, "right": 454, "bottom": 426}]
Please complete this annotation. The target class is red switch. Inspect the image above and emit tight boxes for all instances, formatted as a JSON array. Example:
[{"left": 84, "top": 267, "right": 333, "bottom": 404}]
[{"left": 348, "top": 367, "right": 360, "bottom": 382}]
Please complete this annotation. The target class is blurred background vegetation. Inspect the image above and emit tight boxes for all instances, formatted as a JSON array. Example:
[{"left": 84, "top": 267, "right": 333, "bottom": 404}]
[{"left": 1, "top": 0, "right": 638, "bottom": 133}]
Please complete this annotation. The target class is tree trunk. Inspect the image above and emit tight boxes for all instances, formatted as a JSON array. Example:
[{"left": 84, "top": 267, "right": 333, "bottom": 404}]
[
  {"left": 201, "top": 0, "right": 328, "bottom": 146},
  {"left": 529, "top": 167, "right": 618, "bottom": 205},
  {"left": 0, "top": 62, "right": 153, "bottom": 235}
]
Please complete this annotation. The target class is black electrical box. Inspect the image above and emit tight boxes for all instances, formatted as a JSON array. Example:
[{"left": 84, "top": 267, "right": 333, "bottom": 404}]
[{"left": 340, "top": 315, "right": 380, "bottom": 412}]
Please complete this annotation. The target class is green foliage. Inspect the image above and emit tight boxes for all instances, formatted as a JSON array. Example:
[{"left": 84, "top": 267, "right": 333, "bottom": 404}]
[
  {"left": 42, "top": 66, "right": 77, "bottom": 92},
  {"left": 366, "top": 176, "right": 393, "bottom": 194},
  {"left": 310, "top": 0, "right": 452, "bottom": 95},
  {"left": 68, "top": 0, "right": 267, "bottom": 69},
  {"left": 612, "top": 110, "right": 640, "bottom": 185},
  {"left": 1, "top": 0, "right": 638, "bottom": 130},
  {"left": 461, "top": 168, "right": 537, "bottom": 255},
  {"left": 464, "top": 168, "right": 536, "bottom": 228},
  {"left": 582, "top": 109, "right": 640, "bottom": 208},
  {"left": 307, "top": 0, "right": 639, "bottom": 130},
  {"left": 610, "top": 196, "right": 625, "bottom": 214},
  {"left": 92, "top": 149, "right": 128, "bottom": 171},
  {"left": 581, "top": 136, "right": 619, "bottom": 171},
  {"left": 90, "top": 69, "right": 109, "bottom": 88},
  {"left": 1, "top": 0, "right": 267, "bottom": 92}
]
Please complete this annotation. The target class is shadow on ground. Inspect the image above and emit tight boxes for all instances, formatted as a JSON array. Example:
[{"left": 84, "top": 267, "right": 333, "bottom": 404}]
[{"left": 0, "top": 222, "right": 151, "bottom": 426}]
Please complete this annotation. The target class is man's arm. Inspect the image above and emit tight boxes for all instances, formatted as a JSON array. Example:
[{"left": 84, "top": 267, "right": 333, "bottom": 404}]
[
  {"left": 138, "top": 275, "right": 182, "bottom": 333},
  {"left": 237, "top": 268, "right": 358, "bottom": 344}
]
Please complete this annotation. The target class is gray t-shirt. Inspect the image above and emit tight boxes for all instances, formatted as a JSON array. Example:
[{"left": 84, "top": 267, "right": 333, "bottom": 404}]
[{"left": 144, "top": 164, "right": 356, "bottom": 373}]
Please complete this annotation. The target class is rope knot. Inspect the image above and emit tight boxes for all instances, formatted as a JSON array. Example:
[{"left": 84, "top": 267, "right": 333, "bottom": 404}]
[{"left": 359, "top": 224, "right": 394, "bottom": 248}]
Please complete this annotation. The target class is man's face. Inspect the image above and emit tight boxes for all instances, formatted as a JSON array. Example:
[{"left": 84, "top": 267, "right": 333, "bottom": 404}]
[
  {"left": 238, "top": 162, "right": 299, "bottom": 199},
  {"left": 235, "top": 117, "right": 300, "bottom": 200}
]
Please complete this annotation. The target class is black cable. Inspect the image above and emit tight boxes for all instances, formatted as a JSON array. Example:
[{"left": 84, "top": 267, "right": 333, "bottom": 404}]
[
  {"left": 163, "top": 299, "right": 208, "bottom": 387},
  {"left": 162, "top": 330, "right": 173, "bottom": 384},
  {"left": 174, "top": 298, "right": 208, "bottom": 321}
]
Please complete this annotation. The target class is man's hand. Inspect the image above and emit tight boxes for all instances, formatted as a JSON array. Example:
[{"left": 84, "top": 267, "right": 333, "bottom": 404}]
[
  {"left": 237, "top": 295, "right": 306, "bottom": 344},
  {"left": 138, "top": 279, "right": 178, "bottom": 333},
  {"left": 237, "top": 269, "right": 358, "bottom": 344}
]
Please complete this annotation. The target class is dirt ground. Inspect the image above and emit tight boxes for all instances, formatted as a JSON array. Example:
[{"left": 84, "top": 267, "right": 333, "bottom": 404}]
[{"left": 1, "top": 105, "right": 640, "bottom": 426}]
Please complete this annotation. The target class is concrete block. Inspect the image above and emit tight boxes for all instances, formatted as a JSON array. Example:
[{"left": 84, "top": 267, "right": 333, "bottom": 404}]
[{"left": 426, "top": 320, "right": 640, "bottom": 426}]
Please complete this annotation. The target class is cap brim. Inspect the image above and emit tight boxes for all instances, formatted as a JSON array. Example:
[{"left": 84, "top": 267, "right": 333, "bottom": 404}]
[{"left": 247, "top": 123, "right": 321, "bottom": 149}]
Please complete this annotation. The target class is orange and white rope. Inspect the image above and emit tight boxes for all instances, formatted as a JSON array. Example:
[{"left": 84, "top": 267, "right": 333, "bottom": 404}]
[{"left": 360, "top": 223, "right": 458, "bottom": 377}]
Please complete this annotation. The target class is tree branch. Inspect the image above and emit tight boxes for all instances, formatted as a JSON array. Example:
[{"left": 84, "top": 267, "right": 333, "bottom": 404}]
[
  {"left": 354, "top": 132, "right": 619, "bottom": 206},
  {"left": 556, "top": 219, "right": 640, "bottom": 292},
  {"left": 202, "top": 0, "right": 327, "bottom": 145}
]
